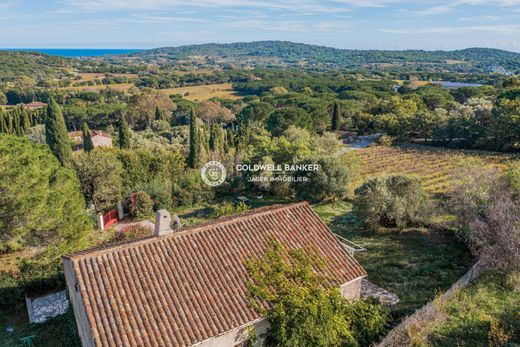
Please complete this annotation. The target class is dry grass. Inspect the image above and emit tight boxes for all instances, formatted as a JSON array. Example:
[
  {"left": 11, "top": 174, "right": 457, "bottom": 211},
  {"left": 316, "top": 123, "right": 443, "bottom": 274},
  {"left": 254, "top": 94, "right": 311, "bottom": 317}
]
[
  {"left": 351, "top": 145, "right": 517, "bottom": 194},
  {"left": 76, "top": 72, "right": 138, "bottom": 81},
  {"left": 58, "top": 83, "right": 134, "bottom": 92},
  {"left": 394, "top": 79, "right": 430, "bottom": 87},
  {"left": 160, "top": 82, "right": 240, "bottom": 100}
]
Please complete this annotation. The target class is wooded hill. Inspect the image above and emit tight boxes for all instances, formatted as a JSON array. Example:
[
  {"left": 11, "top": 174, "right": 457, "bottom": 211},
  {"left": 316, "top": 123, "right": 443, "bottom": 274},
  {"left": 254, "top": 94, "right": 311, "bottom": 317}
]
[{"left": 127, "top": 41, "right": 520, "bottom": 72}]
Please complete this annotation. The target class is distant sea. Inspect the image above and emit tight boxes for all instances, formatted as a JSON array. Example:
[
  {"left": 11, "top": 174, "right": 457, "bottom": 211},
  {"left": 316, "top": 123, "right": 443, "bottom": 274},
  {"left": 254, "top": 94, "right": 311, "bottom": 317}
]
[{"left": 1, "top": 48, "right": 143, "bottom": 57}]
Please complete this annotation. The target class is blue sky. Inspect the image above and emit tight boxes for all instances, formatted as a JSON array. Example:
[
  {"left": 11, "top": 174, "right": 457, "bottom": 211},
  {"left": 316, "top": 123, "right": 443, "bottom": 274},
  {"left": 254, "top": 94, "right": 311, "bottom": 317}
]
[{"left": 1, "top": 0, "right": 520, "bottom": 51}]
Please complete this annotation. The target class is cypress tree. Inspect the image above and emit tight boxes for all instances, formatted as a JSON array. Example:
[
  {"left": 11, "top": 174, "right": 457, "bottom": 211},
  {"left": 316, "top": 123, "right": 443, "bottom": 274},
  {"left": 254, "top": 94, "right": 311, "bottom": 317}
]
[
  {"left": 118, "top": 114, "right": 131, "bottom": 149},
  {"left": 0, "top": 111, "right": 7, "bottom": 133},
  {"left": 21, "top": 108, "right": 31, "bottom": 133},
  {"left": 188, "top": 108, "right": 200, "bottom": 169},
  {"left": 209, "top": 123, "right": 218, "bottom": 152},
  {"left": 6, "top": 111, "right": 13, "bottom": 134},
  {"left": 13, "top": 109, "right": 22, "bottom": 136},
  {"left": 331, "top": 101, "right": 340, "bottom": 131},
  {"left": 155, "top": 106, "right": 164, "bottom": 121},
  {"left": 82, "top": 121, "right": 94, "bottom": 152},
  {"left": 45, "top": 97, "right": 73, "bottom": 167}
]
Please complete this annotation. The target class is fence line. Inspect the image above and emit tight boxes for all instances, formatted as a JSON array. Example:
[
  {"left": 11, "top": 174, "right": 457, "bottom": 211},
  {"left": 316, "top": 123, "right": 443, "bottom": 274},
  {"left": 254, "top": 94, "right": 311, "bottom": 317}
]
[{"left": 377, "top": 261, "right": 485, "bottom": 347}]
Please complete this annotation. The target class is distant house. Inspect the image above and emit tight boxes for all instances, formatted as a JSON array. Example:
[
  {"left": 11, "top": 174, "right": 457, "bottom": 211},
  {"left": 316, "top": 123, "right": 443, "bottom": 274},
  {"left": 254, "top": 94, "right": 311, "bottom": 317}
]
[
  {"left": 21, "top": 101, "right": 47, "bottom": 111},
  {"left": 68, "top": 130, "right": 113, "bottom": 150},
  {"left": 63, "top": 202, "right": 367, "bottom": 347}
]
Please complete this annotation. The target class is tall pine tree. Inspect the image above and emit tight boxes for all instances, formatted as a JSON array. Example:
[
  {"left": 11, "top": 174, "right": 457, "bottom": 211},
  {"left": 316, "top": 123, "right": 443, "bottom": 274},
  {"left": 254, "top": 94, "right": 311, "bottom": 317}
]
[
  {"left": 188, "top": 108, "right": 200, "bottom": 169},
  {"left": 82, "top": 121, "right": 94, "bottom": 152},
  {"left": 331, "top": 101, "right": 340, "bottom": 131},
  {"left": 45, "top": 97, "right": 73, "bottom": 167},
  {"left": 118, "top": 114, "right": 131, "bottom": 149}
]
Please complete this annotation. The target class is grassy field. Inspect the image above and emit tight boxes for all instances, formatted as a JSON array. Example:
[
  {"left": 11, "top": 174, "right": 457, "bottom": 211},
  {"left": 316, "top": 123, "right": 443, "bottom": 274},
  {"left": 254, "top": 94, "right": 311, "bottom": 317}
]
[
  {"left": 352, "top": 145, "right": 516, "bottom": 194},
  {"left": 427, "top": 272, "right": 520, "bottom": 346},
  {"left": 160, "top": 82, "right": 240, "bottom": 100},
  {"left": 313, "top": 201, "right": 473, "bottom": 324}
]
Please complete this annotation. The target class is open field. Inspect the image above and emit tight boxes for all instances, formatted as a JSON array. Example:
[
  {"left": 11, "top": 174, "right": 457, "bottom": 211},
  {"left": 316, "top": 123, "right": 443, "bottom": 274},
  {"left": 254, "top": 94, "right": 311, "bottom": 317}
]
[
  {"left": 160, "top": 82, "right": 240, "bottom": 100},
  {"left": 75, "top": 72, "right": 138, "bottom": 81},
  {"left": 57, "top": 83, "right": 135, "bottom": 92},
  {"left": 314, "top": 201, "right": 473, "bottom": 325},
  {"left": 352, "top": 145, "right": 517, "bottom": 194}
]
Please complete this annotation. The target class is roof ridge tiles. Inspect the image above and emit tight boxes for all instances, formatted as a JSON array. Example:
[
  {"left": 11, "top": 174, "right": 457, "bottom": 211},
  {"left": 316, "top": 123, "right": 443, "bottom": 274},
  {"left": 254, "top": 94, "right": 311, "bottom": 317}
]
[{"left": 63, "top": 201, "right": 310, "bottom": 260}]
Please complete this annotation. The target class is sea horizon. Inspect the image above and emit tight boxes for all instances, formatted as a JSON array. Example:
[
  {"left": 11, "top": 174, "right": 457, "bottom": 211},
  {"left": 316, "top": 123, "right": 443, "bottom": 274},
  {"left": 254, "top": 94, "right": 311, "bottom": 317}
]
[{"left": 0, "top": 48, "right": 144, "bottom": 57}]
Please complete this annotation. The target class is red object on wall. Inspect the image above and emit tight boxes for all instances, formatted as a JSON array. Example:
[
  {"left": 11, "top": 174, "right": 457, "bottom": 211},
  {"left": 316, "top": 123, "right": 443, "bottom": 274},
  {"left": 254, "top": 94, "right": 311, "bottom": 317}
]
[{"left": 103, "top": 209, "right": 119, "bottom": 229}]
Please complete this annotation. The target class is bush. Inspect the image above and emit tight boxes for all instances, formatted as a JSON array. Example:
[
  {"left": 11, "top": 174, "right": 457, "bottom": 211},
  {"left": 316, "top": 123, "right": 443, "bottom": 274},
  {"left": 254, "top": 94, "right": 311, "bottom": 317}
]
[
  {"left": 128, "top": 191, "right": 154, "bottom": 219},
  {"left": 354, "top": 175, "right": 431, "bottom": 231},
  {"left": 344, "top": 299, "right": 389, "bottom": 346},
  {"left": 0, "top": 271, "right": 23, "bottom": 307},
  {"left": 113, "top": 224, "right": 153, "bottom": 242},
  {"left": 172, "top": 171, "right": 214, "bottom": 206},
  {"left": 291, "top": 156, "right": 350, "bottom": 202},
  {"left": 141, "top": 177, "right": 173, "bottom": 210},
  {"left": 451, "top": 169, "right": 520, "bottom": 271},
  {"left": 18, "top": 255, "right": 66, "bottom": 293},
  {"left": 377, "top": 134, "right": 393, "bottom": 147},
  {"left": 212, "top": 202, "right": 250, "bottom": 218}
]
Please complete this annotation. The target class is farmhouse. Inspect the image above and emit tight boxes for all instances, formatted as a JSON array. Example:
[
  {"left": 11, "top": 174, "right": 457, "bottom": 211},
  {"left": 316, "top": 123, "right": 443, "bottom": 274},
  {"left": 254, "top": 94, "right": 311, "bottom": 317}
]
[
  {"left": 21, "top": 101, "right": 47, "bottom": 110},
  {"left": 63, "top": 202, "right": 367, "bottom": 347},
  {"left": 68, "top": 130, "right": 113, "bottom": 149}
]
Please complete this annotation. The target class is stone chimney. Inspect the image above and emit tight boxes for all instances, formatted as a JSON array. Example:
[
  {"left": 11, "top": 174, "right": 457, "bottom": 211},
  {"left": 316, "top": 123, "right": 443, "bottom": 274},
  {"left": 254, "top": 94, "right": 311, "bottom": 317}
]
[{"left": 154, "top": 209, "right": 172, "bottom": 237}]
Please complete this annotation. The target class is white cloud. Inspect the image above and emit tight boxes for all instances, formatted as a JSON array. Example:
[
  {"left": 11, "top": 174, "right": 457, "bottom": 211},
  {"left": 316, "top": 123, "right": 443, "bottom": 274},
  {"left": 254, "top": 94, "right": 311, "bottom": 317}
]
[{"left": 381, "top": 24, "right": 520, "bottom": 34}]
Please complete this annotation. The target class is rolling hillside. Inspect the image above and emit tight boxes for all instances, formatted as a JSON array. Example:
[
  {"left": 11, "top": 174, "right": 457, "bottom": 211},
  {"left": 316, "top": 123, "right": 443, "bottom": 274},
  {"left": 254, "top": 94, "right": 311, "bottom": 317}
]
[{"left": 128, "top": 41, "right": 520, "bottom": 71}]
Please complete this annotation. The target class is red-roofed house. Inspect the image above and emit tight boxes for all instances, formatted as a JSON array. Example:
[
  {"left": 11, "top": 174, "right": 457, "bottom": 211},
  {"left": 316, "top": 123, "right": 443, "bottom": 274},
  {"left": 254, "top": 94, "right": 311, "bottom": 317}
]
[{"left": 63, "top": 202, "right": 367, "bottom": 347}]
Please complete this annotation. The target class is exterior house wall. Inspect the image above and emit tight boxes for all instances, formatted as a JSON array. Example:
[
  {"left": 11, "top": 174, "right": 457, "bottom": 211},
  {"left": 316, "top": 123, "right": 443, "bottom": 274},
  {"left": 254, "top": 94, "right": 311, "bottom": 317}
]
[
  {"left": 91, "top": 135, "right": 112, "bottom": 148},
  {"left": 63, "top": 258, "right": 96, "bottom": 347},
  {"left": 196, "top": 319, "right": 269, "bottom": 347},
  {"left": 340, "top": 276, "right": 364, "bottom": 301}
]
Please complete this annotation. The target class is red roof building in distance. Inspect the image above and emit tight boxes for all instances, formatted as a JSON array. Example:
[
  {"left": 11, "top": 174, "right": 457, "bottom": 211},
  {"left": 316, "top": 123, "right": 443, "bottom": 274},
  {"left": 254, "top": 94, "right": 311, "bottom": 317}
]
[
  {"left": 63, "top": 202, "right": 367, "bottom": 347},
  {"left": 21, "top": 101, "right": 47, "bottom": 110}
]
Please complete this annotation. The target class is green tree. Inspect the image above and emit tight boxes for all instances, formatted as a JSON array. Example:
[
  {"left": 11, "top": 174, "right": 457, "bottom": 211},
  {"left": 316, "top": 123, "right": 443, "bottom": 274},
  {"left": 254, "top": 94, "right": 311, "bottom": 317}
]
[
  {"left": 72, "top": 149, "right": 123, "bottom": 212},
  {"left": 188, "top": 108, "right": 200, "bottom": 168},
  {"left": 154, "top": 106, "right": 165, "bottom": 121},
  {"left": 291, "top": 156, "right": 350, "bottom": 202},
  {"left": 267, "top": 107, "right": 312, "bottom": 136},
  {"left": 0, "top": 111, "right": 7, "bottom": 133},
  {"left": 0, "top": 134, "right": 91, "bottom": 252},
  {"left": 45, "top": 98, "right": 73, "bottom": 167},
  {"left": 20, "top": 108, "right": 31, "bottom": 133},
  {"left": 82, "top": 122, "right": 94, "bottom": 152},
  {"left": 354, "top": 175, "right": 431, "bottom": 231},
  {"left": 331, "top": 101, "right": 340, "bottom": 130},
  {"left": 245, "top": 239, "right": 386, "bottom": 347},
  {"left": 0, "top": 91, "right": 7, "bottom": 105},
  {"left": 118, "top": 114, "right": 131, "bottom": 149},
  {"left": 13, "top": 108, "right": 22, "bottom": 136},
  {"left": 239, "top": 102, "right": 275, "bottom": 124}
]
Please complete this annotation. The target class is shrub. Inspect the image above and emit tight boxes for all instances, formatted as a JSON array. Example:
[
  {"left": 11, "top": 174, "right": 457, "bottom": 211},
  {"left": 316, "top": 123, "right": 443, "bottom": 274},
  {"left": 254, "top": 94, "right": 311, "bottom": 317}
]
[
  {"left": 172, "top": 171, "right": 214, "bottom": 206},
  {"left": 128, "top": 191, "right": 154, "bottom": 219},
  {"left": 0, "top": 271, "right": 23, "bottom": 307},
  {"left": 113, "top": 224, "right": 153, "bottom": 242},
  {"left": 291, "top": 156, "right": 350, "bottom": 202},
  {"left": 344, "top": 299, "right": 389, "bottom": 346},
  {"left": 377, "top": 134, "right": 393, "bottom": 146},
  {"left": 141, "top": 177, "right": 173, "bottom": 210},
  {"left": 451, "top": 169, "right": 520, "bottom": 271},
  {"left": 354, "top": 175, "right": 431, "bottom": 231},
  {"left": 212, "top": 202, "right": 250, "bottom": 218}
]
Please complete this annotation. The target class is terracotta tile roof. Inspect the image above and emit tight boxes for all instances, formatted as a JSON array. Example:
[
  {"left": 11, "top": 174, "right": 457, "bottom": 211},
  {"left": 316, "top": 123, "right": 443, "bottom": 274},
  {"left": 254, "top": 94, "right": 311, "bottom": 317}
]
[{"left": 64, "top": 202, "right": 367, "bottom": 347}]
